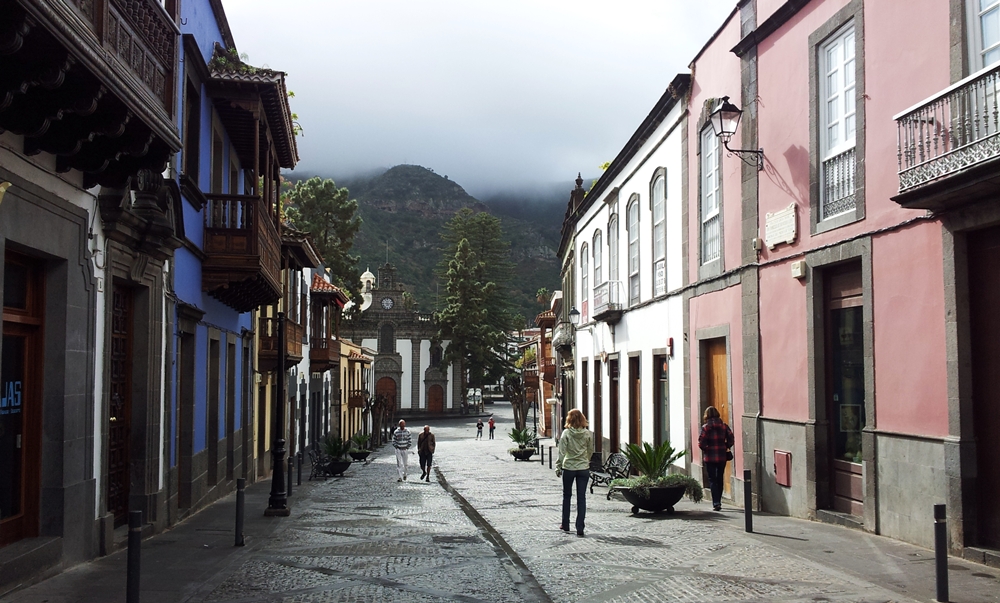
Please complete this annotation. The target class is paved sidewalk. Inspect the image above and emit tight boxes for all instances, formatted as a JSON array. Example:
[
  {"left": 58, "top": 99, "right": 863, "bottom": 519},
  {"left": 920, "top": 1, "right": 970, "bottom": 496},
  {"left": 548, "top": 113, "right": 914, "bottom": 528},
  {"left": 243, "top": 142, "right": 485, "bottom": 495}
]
[{"left": 5, "top": 405, "right": 1000, "bottom": 602}]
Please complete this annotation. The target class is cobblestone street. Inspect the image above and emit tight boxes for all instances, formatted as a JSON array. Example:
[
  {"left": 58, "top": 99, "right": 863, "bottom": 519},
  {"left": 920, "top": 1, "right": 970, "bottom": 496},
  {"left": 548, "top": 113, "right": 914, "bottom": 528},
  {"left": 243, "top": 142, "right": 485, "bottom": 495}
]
[{"left": 7, "top": 405, "right": 1000, "bottom": 603}]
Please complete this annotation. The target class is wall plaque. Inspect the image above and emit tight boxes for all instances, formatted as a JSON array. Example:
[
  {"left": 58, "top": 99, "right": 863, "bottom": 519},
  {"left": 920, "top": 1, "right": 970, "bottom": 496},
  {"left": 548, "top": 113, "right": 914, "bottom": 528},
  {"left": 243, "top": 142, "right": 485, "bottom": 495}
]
[{"left": 765, "top": 203, "right": 797, "bottom": 250}]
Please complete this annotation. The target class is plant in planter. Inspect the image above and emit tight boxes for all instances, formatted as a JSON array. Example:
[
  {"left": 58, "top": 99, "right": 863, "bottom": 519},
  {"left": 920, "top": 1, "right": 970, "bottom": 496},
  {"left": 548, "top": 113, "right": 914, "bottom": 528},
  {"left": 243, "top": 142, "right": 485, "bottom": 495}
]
[
  {"left": 507, "top": 427, "right": 537, "bottom": 461},
  {"left": 349, "top": 432, "right": 372, "bottom": 461},
  {"left": 322, "top": 434, "right": 353, "bottom": 476},
  {"left": 610, "top": 441, "right": 703, "bottom": 514}
]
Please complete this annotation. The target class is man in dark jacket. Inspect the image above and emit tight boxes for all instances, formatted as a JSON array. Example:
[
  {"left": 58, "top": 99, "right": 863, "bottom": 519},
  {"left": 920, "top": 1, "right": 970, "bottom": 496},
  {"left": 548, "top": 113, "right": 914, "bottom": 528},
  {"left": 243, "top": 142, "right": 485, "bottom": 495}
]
[{"left": 418, "top": 425, "right": 436, "bottom": 482}]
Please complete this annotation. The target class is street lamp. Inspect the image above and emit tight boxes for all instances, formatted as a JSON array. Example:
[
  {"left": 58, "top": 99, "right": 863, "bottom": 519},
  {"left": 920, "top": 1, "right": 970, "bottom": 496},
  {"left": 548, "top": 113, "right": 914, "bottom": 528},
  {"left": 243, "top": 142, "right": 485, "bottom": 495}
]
[
  {"left": 569, "top": 307, "right": 580, "bottom": 326},
  {"left": 708, "top": 96, "right": 764, "bottom": 171},
  {"left": 266, "top": 311, "right": 290, "bottom": 516}
]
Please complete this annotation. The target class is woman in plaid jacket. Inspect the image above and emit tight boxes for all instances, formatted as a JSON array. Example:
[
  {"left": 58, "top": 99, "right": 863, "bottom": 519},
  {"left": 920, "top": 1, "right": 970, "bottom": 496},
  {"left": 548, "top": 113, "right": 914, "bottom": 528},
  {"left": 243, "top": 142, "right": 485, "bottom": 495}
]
[{"left": 698, "top": 406, "right": 734, "bottom": 511}]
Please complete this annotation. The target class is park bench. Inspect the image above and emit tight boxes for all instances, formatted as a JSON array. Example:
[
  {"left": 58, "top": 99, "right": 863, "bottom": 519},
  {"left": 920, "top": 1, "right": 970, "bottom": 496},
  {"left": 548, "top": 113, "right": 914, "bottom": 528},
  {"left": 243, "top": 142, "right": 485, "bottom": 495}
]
[
  {"left": 589, "top": 452, "right": 631, "bottom": 497},
  {"left": 308, "top": 449, "right": 337, "bottom": 480}
]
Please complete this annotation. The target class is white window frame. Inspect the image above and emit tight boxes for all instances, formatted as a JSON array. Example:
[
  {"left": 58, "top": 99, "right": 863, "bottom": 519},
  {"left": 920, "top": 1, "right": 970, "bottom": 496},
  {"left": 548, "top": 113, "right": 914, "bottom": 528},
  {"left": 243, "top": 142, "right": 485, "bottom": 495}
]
[
  {"left": 700, "top": 127, "right": 720, "bottom": 265},
  {"left": 593, "top": 231, "right": 603, "bottom": 289},
  {"left": 580, "top": 242, "right": 589, "bottom": 322},
  {"left": 627, "top": 198, "right": 640, "bottom": 305},
  {"left": 818, "top": 22, "right": 856, "bottom": 220},
  {"left": 651, "top": 173, "right": 666, "bottom": 297},
  {"left": 969, "top": 0, "right": 1000, "bottom": 71},
  {"left": 608, "top": 214, "right": 619, "bottom": 284}
]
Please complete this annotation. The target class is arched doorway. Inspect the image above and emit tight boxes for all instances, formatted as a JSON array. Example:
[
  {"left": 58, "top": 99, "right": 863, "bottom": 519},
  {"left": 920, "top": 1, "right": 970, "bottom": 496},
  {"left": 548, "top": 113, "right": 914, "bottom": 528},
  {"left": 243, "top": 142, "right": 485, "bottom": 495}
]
[
  {"left": 376, "top": 377, "right": 397, "bottom": 409},
  {"left": 428, "top": 385, "right": 444, "bottom": 413}
]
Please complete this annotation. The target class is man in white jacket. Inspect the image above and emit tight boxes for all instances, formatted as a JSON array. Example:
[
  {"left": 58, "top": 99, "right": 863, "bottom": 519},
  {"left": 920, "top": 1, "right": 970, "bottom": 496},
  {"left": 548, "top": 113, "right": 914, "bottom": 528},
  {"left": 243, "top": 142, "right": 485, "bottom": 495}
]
[{"left": 392, "top": 420, "right": 412, "bottom": 482}]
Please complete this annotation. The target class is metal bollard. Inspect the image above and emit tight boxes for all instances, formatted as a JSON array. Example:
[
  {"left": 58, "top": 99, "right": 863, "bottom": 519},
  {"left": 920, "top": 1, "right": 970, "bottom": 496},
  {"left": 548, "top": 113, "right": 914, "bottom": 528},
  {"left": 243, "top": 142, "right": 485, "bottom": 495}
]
[
  {"left": 743, "top": 470, "right": 753, "bottom": 533},
  {"left": 126, "top": 510, "right": 142, "bottom": 603},
  {"left": 935, "top": 504, "right": 949, "bottom": 602},
  {"left": 297, "top": 452, "right": 303, "bottom": 486},
  {"left": 540, "top": 445, "right": 544, "bottom": 464},
  {"left": 235, "top": 478, "right": 246, "bottom": 546},
  {"left": 287, "top": 456, "right": 293, "bottom": 497},
  {"left": 548, "top": 446, "right": 553, "bottom": 469}
]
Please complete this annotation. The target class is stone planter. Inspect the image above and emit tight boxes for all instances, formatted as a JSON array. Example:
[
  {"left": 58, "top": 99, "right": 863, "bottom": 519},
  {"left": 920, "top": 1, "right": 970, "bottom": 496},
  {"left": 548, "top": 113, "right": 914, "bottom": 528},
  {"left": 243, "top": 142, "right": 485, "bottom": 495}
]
[
  {"left": 618, "top": 485, "right": 686, "bottom": 514},
  {"left": 349, "top": 451, "right": 371, "bottom": 462},
  {"left": 509, "top": 448, "right": 536, "bottom": 462},
  {"left": 326, "top": 460, "right": 352, "bottom": 476}
]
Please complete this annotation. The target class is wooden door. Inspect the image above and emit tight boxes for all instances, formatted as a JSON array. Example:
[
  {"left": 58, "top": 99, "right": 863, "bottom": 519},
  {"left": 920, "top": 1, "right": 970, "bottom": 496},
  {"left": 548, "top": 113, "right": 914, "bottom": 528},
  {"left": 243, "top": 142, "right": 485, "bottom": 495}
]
[
  {"left": 581, "top": 360, "right": 589, "bottom": 420},
  {"left": 653, "top": 355, "right": 668, "bottom": 448},
  {"left": 376, "top": 377, "right": 397, "bottom": 411},
  {"left": 705, "top": 338, "right": 731, "bottom": 497},
  {"left": 428, "top": 385, "right": 444, "bottom": 413},
  {"left": 109, "top": 285, "right": 133, "bottom": 526},
  {"left": 969, "top": 226, "right": 1000, "bottom": 546},
  {"left": 825, "top": 265, "right": 865, "bottom": 516},
  {"left": 628, "top": 356, "right": 641, "bottom": 447},
  {"left": 609, "top": 360, "right": 620, "bottom": 452},
  {"left": 593, "top": 361, "right": 603, "bottom": 453},
  {"left": 1, "top": 251, "right": 43, "bottom": 545}
]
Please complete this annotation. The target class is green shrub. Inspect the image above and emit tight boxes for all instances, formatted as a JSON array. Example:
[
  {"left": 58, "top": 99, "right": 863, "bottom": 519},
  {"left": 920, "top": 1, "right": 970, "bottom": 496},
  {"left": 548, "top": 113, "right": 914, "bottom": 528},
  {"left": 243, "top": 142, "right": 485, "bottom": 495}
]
[
  {"left": 322, "top": 434, "right": 350, "bottom": 460},
  {"left": 507, "top": 427, "right": 536, "bottom": 447}
]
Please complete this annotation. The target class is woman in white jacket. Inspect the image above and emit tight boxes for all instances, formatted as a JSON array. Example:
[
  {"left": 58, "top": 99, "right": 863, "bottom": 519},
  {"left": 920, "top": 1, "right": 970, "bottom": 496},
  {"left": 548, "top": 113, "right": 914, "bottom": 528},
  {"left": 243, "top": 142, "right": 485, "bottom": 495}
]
[{"left": 555, "top": 409, "right": 595, "bottom": 536}]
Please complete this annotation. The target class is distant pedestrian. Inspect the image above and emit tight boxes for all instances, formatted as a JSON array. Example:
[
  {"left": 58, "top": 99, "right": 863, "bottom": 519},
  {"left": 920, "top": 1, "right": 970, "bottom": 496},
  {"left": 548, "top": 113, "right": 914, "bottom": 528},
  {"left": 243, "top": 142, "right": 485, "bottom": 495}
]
[
  {"left": 476, "top": 418, "right": 484, "bottom": 440},
  {"left": 698, "top": 406, "right": 735, "bottom": 511},
  {"left": 555, "top": 409, "right": 595, "bottom": 537},
  {"left": 392, "top": 420, "right": 412, "bottom": 482},
  {"left": 488, "top": 416, "right": 496, "bottom": 439},
  {"left": 417, "top": 425, "right": 436, "bottom": 482}
]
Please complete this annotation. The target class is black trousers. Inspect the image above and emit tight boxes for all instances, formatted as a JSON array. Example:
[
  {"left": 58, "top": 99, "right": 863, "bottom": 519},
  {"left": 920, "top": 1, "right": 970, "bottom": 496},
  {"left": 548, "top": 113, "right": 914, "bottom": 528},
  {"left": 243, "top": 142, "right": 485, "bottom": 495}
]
[
  {"left": 705, "top": 461, "right": 727, "bottom": 507},
  {"left": 419, "top": 451, "right": 433, "bottom": 473}
]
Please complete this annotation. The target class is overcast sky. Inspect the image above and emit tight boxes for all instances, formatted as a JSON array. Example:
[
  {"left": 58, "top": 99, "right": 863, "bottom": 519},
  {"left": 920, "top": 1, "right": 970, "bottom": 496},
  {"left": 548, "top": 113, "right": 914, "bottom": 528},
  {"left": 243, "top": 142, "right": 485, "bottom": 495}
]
[{"left": 225, "top": 1, "right": 736, "bottom": 198}]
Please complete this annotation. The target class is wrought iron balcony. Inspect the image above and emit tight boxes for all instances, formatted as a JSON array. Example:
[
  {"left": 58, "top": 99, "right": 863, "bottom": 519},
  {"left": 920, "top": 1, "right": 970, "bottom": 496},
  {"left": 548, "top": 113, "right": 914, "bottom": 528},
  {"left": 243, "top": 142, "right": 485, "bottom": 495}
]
[
  {"left": 894, "top": 63, "right": 1000, "bottom": 210},
  {"left": 258, "top": 316, "right": 304, "bottom": 373},
  {"left": 202, "top": 194, "right": 281, "bottom": 312},
  {"left": 593, "top": 281, "right": 624, "bottom": 324},
  {"left": 309, "top": 336, "right": 340, "bottom": 373}
]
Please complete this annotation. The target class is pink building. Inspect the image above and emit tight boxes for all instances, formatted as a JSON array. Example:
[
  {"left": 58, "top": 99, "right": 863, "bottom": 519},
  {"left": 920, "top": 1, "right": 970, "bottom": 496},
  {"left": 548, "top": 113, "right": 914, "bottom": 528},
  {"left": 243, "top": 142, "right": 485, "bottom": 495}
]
[{"left": 681, "top": 0, "right": 993, "bottom": 555}]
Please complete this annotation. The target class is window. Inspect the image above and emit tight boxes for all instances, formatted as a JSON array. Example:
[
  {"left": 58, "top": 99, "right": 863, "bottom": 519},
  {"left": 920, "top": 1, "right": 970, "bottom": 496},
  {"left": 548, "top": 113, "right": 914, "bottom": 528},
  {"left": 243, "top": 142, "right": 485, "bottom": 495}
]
[
  {"left": 182, "top": 81, "right": 200, "bottom": 179},
  {"left": 608, "top": 215, "right": 619, "bottom": 284},
  {"left": 819, "top": 23, "right": 856, "bottom": 220},
  {"left": 627, "top": 197, "right": 640, "bottom": 305},
  {"left": 970, "top": 0, "right": 1000, "bottom": 70},
  {"left": 700, "top": 127, "right": 721, "bottom": 265},
  {"left": 211, "top": 128, "right": 224, "bottom": 194},
  {"left": 651, "top": 171, "right": 666, "bottom": 296},
  {"left": 593, "top": 231, "right": 603, "bottom": 289},
  {"left": 379, "top": 323, "right": 394, "bottom": 354},
  {"left": 580, "top": 243, "right": 589, "bottom": 322}
]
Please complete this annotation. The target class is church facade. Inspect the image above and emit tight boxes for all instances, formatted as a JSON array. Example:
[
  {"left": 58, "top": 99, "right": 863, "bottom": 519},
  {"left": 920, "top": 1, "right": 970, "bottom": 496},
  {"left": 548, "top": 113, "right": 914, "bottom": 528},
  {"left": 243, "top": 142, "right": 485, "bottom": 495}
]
[{"left": 343, "top": 264, "right": 461, "bottom": 415}]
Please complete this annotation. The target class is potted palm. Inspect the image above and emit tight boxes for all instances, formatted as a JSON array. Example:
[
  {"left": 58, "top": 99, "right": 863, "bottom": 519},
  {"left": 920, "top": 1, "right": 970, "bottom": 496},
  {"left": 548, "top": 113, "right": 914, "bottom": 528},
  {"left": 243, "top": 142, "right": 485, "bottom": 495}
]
[
  {"left": 508, "top": 427, "right": 537, "bottom": 461},
  {"left": 322, "top": 434, "right": 352, "bottom": 476},
  {"left": 349, "top": 432, "right": 372, "bottom": 462},
  {"left": 610, "top": 441, "right": 703, "bottom": 514}
]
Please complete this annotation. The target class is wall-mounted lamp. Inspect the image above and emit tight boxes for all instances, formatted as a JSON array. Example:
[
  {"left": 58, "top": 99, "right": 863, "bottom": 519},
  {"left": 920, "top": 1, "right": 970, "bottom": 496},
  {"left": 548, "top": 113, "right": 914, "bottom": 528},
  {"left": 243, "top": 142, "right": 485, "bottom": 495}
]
[
  {"left": 709, "top": 96, "right": 764, "bottom": 171},
  {"left": 569, "top": 307, "right": 581, "bottom": 326}
]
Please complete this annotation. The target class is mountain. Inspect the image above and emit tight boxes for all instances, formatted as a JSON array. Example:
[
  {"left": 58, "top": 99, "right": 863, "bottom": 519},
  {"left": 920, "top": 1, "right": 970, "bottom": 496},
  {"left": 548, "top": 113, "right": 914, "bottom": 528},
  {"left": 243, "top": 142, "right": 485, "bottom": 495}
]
[{"left": 287, "top": 165, "right": 566, "bottom": 323}]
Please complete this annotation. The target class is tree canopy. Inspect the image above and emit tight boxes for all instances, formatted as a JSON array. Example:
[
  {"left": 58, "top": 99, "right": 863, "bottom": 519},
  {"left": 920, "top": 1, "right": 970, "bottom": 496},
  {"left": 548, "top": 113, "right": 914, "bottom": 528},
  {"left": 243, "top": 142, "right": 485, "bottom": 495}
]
[{"left": 284, "top": 177, "right": 363, "bottom": 299}]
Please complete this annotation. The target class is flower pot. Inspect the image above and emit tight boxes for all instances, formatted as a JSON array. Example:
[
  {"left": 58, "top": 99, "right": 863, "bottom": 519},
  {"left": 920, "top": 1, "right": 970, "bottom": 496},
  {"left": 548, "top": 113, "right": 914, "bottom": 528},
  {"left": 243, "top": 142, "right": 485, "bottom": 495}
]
[
  {"left": 509, "top": 448, "right": 536, "bottom": 461},
  {"left": 619, "top": 485, "right": 686, "bottom": 514},
  {"left": 349, "top": 451, "right": 371, "bottom": 462},
  {"left": 326, "top": 460, "right": 352, "bottom": 476}
]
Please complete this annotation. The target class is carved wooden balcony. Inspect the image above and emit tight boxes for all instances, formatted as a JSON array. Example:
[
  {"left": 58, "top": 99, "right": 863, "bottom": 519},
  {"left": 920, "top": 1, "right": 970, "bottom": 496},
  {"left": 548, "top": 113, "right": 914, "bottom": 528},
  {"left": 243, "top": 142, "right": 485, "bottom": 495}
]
[
  {"left": 310, "top": 336, "right": 340, "bottom": 373},
  {"left": 523, "top": 367, "right": 539, "bottom": 389},
  {"left": 258, "top": 316, "right": 304, "bottom": 373},
  {"left": 552, "top": 320, "right": 575, "bottom": 353},
  {"left": 347, "top": 390, "right": 366, "bottom": 409},
  {"left": 0, "top": 0, "right": 180, "bottom": 188},
  {"left": 893, "top": 63, "right": 1000, "bottom": 210},
  {"left": 202, "top": 194, "right": 281, "bottom": 312},
  {"left": 593, "top": 281, "right": 624, "bottom": 325},
  {"left": 540, "top": 358, "right": 556, "bottom": 384}
]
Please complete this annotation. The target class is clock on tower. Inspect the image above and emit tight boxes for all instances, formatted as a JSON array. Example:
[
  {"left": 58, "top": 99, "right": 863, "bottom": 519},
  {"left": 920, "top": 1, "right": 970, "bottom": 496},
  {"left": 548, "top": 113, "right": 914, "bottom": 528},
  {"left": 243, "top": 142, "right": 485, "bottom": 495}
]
[{"left": 381, "top": 297, "right": 394, "bottom": 310}]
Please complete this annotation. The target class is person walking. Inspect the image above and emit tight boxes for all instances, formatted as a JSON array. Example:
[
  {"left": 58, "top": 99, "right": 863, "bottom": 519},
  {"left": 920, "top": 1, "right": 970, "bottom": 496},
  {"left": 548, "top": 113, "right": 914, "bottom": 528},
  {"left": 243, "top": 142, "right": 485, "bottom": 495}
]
[
  {"left": 488, "top": 415, "right": 496, "bottom": 439},
  {"left": 476, "top": 418, "right": 484, "bottom": 440},
  {"left": 392, "top": 420, "right": 412, "bottom": 482},
  {"left": 417, "top": 425, "right": 436, "bottom": 482},
  {"left": 698, "top": 406, "right": 735, "bottom": 511},
  {"left": 555, "top": 409, "right": 594, "bottom": 537}
]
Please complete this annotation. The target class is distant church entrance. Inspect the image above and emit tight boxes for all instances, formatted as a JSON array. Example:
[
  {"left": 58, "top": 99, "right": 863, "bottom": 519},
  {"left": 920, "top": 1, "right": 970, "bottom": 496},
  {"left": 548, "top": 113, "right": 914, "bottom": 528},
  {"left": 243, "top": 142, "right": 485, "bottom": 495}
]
[
  {"left": 428, "top": 385, "right": 444, "bottom": 413},
  {"left": 376, "top": 377, "right": 397, "bottom": 409}
]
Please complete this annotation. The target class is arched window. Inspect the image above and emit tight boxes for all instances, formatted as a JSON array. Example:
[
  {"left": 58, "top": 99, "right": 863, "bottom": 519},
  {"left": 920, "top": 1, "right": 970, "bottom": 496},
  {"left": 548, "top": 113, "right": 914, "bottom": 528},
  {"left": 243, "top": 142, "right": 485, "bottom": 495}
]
[
  {"left": 431, "top": 345, "right": 443, "bottom": 367},
  {"left": 627, "top": 196, "right": 640, "bottom": 305},
  {"left": 580, "top": 242, "right": 589, "bottom": 322},
  {"left": 651, "top": 170, "right": 666, "bottom": 296},
  {"left": 379, "top": 323, "right": 395, "bottom": 354},
  {"left": 609, "top": 215, "right": 619, "bottom": 285},
  {"left": 593, "top": 231, "right": 603, "bottom": 288}
]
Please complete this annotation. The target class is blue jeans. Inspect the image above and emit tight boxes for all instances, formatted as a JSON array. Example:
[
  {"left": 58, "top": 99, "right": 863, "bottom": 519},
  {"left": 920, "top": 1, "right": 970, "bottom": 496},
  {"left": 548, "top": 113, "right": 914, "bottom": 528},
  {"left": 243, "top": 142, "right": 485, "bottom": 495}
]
[
  {"left": 561, "top": 469, "right": 589, "bottom": 532},
  {"left": 705, "top": 461, "right": 727, "bottom": 507}
]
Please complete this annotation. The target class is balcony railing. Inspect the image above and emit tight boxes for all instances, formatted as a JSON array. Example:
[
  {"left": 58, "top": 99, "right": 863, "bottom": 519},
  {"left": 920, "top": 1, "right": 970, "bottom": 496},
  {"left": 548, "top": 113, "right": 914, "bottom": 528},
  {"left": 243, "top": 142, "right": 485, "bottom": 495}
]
[
  {"left": 203, "top": 194, "right": 281, "bottom": 312},
  {"left": 552, "top": 321, "right": 575, "bottom": 351},
  {"left": 821, "top": 147, "right": 856, "bottom": 219},
  {"left": 347, "top": 389, "right": 367, "bottom": 409},
  {"left": 258, "top": 316, "right": 304, "bottom": 373},
  {"left": 593, "top": 281, "right": 625, "bottom": 324},
  {"left": 896, "top": 63, "right": 1000, "bottom": 194},
  {"left": 309, "top": 336, "right": 340, "bottom": 372}
]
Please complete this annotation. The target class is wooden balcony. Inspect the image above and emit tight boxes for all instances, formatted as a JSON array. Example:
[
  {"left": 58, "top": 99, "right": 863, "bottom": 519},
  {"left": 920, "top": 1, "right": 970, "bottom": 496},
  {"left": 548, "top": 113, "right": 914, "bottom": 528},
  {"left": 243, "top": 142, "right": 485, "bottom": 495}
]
[
  {"left": 0, "top": 0, "right": 180, "bottom": 188},
  {"left": 893, "top": 63, "right": 1000, "bottom": 211},
  {"left": 540, "top": 358, "right": 556, "bottom": 384},
  {"left": 203, "top": 194, "right": 281, "bottom": 312},
  {"left": 258, "top": 316, "right": 304, "bottom": 373},
  {"left": 347, "top": 390, "right": 366, "bottom": 409},
  {"left": 523, "top": 367, "right": 539, "bottom": 389},
  {"left": 593, "top": 281, "right": 624, "bottom": 325},
  {"left": 310, "top": 336, "right": 340, "bottom": 373}
]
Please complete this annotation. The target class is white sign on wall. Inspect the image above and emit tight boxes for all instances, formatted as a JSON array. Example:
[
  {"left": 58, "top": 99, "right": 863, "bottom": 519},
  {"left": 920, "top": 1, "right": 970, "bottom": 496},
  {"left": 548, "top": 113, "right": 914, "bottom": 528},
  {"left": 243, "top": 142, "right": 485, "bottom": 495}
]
[{"left": 765, "top": 203, "right": 797, "bottom": 250}]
